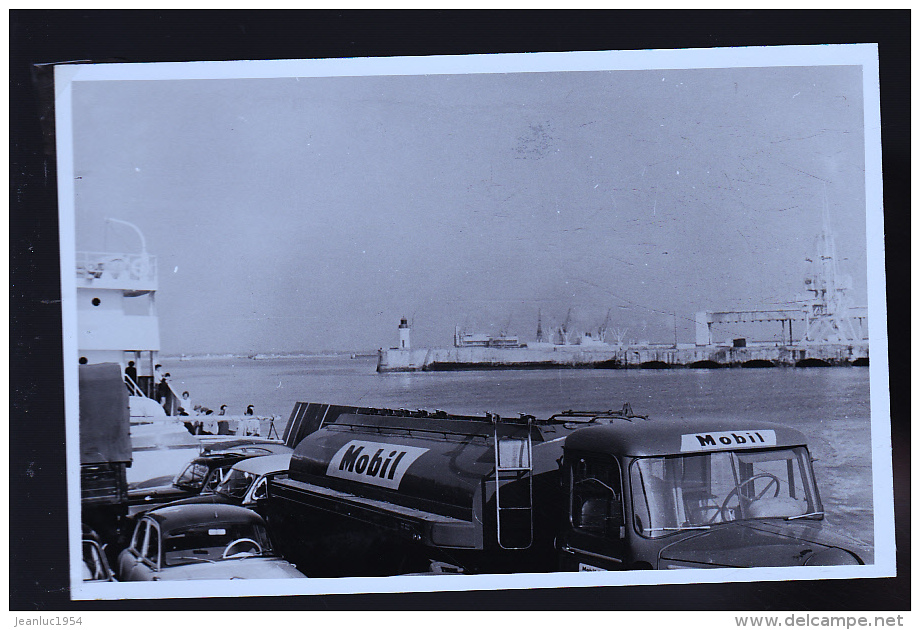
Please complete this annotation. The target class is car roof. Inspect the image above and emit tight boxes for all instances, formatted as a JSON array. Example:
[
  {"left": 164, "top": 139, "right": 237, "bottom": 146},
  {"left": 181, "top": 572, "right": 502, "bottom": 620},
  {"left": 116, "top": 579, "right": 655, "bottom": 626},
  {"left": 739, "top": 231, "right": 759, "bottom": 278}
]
[
  {"left": 188, "top": 451, "right": 257, "bottom": 467},
  {"left": 144, "top": 503, "right": 265, "bottom": 530},
  {"left": 563, "top": 417, "right": 809, "bottom": 458},
  {"left": 199, "top": 438, "right": 291, "bottom": 456},
  {"left": 128, "top": 473, "right": 176, "bottom": 490},
  {"left": 231, "top": 453, "right": 291, "bottom": 475}
]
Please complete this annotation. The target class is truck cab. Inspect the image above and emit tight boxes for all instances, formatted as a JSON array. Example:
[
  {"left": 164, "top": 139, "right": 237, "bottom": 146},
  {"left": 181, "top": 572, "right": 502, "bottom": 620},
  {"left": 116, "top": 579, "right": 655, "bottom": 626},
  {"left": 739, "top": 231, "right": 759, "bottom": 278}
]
[{"left": 557, "top": 417, "right": 862, "bottom": 570}]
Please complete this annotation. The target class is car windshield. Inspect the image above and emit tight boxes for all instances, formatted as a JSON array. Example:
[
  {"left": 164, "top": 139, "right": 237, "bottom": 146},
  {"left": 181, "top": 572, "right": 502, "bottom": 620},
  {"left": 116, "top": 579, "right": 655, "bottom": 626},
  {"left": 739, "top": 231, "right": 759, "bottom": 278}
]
[
  {"left": 216, "top": 469, "right": 258, "bottom": 499},
  {"left": 175, "top": 462, "right": 209, "bottom": 490},
  {"left": 630, "top": 446, "right": 821, "bottom": 538},
  {"left": 163, "top": 521, "right": 274, "bottom": 566}
]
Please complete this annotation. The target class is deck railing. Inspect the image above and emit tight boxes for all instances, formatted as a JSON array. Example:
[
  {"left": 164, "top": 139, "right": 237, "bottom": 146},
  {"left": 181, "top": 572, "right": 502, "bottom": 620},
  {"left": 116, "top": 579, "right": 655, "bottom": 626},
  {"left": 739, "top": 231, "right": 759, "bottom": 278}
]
[{"left": 76, "top": 251, "right": 158, "bottom": 285}]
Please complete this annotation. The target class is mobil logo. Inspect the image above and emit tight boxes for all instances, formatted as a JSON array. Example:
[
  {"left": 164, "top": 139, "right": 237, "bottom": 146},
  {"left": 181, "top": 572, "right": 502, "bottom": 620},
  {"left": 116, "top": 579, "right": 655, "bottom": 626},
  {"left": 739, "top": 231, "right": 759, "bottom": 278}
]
[
  {"left": 680, "top": 429, "right": 777, "bottom": 452},
  {"left": 326, "top": 440, "right": 429, "bottom": 489}
]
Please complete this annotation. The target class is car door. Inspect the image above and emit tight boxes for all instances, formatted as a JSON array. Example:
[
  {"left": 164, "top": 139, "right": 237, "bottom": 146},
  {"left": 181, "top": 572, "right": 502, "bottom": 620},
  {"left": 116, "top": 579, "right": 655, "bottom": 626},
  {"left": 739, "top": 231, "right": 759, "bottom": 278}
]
[
  {"left": 557, "top": 452, "right": 628, "bottom": 571},
  {"left": 117, "top": 519, "right": 147, "bottom": 580},
  {"left": 138, "top": 520, "right": 161, "bottom": 579},
  {"left": 82, "top": 539, "right": 113, "bottom": 582}
]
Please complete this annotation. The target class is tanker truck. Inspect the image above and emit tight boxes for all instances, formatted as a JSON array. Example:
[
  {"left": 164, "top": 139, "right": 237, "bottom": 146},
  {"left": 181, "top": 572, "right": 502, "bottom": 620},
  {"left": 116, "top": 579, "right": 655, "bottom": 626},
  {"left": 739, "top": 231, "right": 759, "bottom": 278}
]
[{"left": 264, "top": 404, "right": 864, "bottom": 576}]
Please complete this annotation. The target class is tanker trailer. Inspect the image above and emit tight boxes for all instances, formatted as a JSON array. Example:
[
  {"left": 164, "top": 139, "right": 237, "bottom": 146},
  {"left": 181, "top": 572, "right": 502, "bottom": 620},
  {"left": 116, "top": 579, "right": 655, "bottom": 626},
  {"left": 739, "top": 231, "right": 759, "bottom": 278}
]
[{"left": 264, "top": 406, "right": 636, "bottom": 576}]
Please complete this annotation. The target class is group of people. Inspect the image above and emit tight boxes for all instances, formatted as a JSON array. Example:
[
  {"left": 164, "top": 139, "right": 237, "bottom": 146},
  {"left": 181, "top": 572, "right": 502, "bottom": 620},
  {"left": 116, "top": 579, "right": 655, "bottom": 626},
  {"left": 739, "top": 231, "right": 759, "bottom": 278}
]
[
  {"left": 123, "top": 361, "right": 173, "bottom": 405},
  {"left": 179, "top": 393, "right": 262, "bottom": 436},
  {"left": 123, "top": 361, "right": 262, "bottom": 437},
  {"left": 153, "top": 364, "right": 171, "bottom": 405}
]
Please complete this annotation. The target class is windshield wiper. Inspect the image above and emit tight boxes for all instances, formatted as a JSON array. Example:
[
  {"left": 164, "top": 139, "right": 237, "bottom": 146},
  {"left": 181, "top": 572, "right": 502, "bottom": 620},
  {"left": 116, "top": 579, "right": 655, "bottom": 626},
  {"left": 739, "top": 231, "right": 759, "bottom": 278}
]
[
  {"left": 785, "top": 511, "right": 825, "bottom": 521},
  {"left": 644, "top": 525, "right": 711, "bottom": 532}
]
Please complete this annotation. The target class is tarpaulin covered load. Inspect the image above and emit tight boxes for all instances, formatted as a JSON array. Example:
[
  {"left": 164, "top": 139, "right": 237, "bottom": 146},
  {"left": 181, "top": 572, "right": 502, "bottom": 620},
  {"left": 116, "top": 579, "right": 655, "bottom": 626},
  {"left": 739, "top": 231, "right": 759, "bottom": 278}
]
[{"left": 79, "top": 362, "right": 132, "bottom": 465}]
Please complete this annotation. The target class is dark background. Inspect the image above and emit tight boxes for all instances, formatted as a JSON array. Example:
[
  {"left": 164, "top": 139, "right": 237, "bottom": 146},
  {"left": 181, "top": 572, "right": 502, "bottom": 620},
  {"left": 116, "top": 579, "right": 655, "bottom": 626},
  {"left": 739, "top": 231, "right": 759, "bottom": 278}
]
[{"left": 10, "top": 10, "right": 910, "bottom": 611}]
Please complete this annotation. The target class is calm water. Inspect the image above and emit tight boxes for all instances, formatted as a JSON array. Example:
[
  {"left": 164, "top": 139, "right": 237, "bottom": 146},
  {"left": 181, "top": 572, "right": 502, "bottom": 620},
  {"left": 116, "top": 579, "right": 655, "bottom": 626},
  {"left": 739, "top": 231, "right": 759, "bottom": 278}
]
[{"left": 166, "top": 355, "right": 875, "bottom": 561}]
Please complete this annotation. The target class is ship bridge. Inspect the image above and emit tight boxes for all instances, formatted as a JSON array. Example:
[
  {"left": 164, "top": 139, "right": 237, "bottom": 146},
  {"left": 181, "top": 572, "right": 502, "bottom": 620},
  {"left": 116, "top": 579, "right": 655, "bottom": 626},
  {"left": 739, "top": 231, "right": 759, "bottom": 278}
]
[{"left": 77, "top": 249, "right": 160, "bottom": 360}]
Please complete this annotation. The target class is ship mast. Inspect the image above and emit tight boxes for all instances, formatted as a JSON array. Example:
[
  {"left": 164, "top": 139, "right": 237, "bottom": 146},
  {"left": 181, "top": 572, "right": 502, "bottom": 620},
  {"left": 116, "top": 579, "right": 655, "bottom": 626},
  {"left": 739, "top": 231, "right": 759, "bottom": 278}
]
[{"left": 105, "top": 217, "right": 148, "bottom": 256}]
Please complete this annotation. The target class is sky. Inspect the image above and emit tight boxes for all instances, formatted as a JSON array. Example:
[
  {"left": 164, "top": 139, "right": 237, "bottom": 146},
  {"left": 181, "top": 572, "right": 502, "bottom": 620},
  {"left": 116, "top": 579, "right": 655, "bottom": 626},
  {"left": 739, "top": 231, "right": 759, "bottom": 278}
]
[{"left": 69, "top": 58, "right": 870, "bottom": 355}]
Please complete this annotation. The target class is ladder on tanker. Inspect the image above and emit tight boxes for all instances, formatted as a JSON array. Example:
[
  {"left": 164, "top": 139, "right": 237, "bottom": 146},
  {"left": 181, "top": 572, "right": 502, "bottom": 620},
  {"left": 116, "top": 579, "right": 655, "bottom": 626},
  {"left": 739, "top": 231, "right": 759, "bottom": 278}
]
[{"left": 490, "top": 413, "right": 534, "bottom": 550}]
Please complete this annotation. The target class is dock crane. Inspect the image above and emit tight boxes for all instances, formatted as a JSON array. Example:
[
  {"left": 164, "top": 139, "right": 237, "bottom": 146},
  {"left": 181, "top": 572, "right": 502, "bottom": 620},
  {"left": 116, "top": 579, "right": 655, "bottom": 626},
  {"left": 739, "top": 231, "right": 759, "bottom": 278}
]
[
  {"left": 554, "top": 308, "right": 573, "bottom": 345},
  {"left": 598, "top": 308, "right": 612, "bottom": 343}
]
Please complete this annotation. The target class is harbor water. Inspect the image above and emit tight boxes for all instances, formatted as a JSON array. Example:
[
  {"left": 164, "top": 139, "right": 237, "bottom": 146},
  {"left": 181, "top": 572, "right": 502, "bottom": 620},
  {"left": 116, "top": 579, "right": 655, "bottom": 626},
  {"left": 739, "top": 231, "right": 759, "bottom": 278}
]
[{"left": 165, "top": 354, "right": 876, "bottom": 562}]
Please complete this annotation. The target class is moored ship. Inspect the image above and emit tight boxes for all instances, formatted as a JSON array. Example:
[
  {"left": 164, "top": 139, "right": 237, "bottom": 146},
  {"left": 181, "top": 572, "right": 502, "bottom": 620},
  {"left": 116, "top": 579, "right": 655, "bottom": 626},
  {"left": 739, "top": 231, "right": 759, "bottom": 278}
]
[
  {"left": 75, "top": 219, "right": 280, "bottom": 483},
  {"left": 76, "top": 219, "right": 204, "bottom": 482}
]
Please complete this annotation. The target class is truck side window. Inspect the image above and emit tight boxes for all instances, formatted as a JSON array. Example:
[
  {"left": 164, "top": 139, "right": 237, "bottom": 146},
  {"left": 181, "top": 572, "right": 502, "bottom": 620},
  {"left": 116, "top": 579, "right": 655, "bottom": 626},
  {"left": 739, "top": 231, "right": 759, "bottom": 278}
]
[{"left": 571, "top": 456, "right": 623, "bottom": 536}]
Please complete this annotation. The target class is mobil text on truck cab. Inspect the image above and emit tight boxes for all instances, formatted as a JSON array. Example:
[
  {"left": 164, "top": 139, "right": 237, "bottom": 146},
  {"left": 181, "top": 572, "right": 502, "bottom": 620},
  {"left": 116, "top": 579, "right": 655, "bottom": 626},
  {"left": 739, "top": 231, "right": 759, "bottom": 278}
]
[{"left": 264, "top": 403, "right": 863, "bottom": 576}]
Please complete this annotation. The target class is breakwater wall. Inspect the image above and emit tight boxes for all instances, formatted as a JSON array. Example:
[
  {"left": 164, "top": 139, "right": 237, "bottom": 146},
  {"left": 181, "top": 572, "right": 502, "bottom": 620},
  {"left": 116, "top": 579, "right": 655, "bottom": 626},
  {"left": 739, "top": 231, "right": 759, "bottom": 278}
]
[{"left": 376, "top": 343, "right": 869, "bottom": 372}]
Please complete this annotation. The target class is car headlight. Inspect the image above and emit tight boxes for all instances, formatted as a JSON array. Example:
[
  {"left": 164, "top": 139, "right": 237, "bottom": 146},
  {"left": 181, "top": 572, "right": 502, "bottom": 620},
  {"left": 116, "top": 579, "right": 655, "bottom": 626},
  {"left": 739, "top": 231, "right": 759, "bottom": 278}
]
[{"left": 804, "top": 547, "right": 863, "bottom": 566}]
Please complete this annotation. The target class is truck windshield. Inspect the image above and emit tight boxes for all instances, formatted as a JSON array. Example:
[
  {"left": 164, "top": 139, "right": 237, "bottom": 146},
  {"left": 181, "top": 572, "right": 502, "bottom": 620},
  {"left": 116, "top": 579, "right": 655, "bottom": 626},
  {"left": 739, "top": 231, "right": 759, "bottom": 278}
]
[{"left": 630, "top": 447, "right": 821, "bottom": 538}]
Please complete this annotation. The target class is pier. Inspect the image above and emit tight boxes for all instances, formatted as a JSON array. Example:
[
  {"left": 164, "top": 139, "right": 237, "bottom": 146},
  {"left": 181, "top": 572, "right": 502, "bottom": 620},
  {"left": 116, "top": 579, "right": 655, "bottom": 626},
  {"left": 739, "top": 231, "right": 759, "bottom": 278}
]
[
  {"left": 376, "top": 341, "right": 869, "bottom": 372},
  {"left": 378, "top": 200, "right": 869, "bottom": 373}
]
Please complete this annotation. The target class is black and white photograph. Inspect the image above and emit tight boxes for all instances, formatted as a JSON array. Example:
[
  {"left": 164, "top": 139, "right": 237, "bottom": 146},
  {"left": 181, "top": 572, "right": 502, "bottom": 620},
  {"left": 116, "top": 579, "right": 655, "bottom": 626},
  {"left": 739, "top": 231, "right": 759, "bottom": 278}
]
[
  {"left": 10, "top": 11, "right": 909, "bottom": 614},
  {"left": 55, "top": 44, "right": 893, "bottom": 600}
]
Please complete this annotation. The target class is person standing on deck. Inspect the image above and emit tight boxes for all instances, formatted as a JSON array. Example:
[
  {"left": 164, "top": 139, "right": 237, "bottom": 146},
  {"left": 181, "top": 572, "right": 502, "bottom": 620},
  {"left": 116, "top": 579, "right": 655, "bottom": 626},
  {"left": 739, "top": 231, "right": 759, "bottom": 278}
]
[
  {"left": 124, "top": 361, "right": 137, "bottom": 392},
  {"left": 151, "top": 364, "right": 163, "bottom": 399},
  {"left": 157, "top": 372, "right": 171, "bottom": 405}
]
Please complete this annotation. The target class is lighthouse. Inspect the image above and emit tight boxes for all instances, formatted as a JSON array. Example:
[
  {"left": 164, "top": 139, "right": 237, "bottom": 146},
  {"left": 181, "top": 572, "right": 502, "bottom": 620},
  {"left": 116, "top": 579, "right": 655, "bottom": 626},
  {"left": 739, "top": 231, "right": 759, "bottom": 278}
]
[{"left": 398, "top": 318, "right": 411, "bottom": 350}]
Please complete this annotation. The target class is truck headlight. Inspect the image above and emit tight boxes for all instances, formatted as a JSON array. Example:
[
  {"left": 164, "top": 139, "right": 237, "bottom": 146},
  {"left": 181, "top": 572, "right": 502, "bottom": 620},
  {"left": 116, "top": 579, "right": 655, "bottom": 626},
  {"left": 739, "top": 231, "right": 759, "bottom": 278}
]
[{"left": 804, "top": 548, "right": 862, "bottom": 566}]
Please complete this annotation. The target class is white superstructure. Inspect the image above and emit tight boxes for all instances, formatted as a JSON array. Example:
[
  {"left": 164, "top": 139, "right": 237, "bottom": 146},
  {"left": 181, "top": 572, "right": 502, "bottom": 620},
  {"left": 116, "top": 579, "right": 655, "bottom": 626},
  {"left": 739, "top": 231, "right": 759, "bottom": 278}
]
[
  {"left": 76, "top": 219, "right": 202, "bottom": 483},
  {"left": 76, "top": 218, "right": 159, "bottom": 384}
]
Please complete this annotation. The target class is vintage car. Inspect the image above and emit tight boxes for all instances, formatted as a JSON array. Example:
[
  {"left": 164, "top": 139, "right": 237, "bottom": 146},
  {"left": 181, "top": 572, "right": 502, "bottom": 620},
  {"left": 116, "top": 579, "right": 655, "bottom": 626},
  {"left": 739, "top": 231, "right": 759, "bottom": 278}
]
[
  {"left": 156, "top": 453, "right": 291, "bottom": 513},
  {"left": 82, "top": 525, "right": 116, "bottom": 582},
  {"left": 127, "top": 443, "right": 292, "bottom": 514},
  {"left": 116, "top": 503, "right": 305, "bottom": 580}
]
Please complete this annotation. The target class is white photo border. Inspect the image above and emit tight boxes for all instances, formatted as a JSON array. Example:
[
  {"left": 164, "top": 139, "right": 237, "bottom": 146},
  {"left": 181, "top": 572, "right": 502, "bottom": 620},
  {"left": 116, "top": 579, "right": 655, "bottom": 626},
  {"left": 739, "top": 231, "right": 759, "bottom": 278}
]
[{"left": 56, "top": 44, "right": 892, "bottom": 601}]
